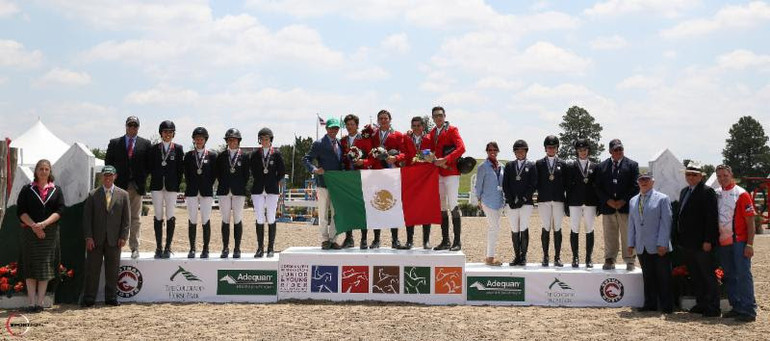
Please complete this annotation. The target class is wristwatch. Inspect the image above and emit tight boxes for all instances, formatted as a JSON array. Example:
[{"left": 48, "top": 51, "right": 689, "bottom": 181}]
[{"left": 746, "top": 244, "right": 753, "bottom": 248}]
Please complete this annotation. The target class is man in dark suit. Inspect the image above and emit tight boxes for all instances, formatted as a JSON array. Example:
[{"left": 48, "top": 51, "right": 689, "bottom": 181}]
[
  {"left": 82, "top": 165, "right": 130, "bottom": 307},
  {"left": 594, "top": 138, "right": 639, "bottom": 270},
  {"left": 105, "top": 116, "right": 151, "bottom": 259},
  {"left": 676, "top": 161, "right": 720, "bottom": 317},
  {"left": 303, "top": 117, "right": 344, "bottom": 250}
]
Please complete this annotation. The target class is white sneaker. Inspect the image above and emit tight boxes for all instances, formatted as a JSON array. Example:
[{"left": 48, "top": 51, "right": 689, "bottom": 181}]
[{"left": 131, "top": 250, "right": 140, "bottom": 259}]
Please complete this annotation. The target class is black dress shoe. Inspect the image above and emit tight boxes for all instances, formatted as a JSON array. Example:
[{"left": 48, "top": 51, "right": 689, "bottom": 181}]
[
  {"left": 330, "top": 242, "right": 341, "bottom": 250},
  {"left": 602, "top": 259, "right": 615, "bottom": 270},
  {"left": 703, "top": 310, "right": 721, "bottom": 317},
  {"left": 81, "top": 301, "right": 95, "bottom": 308},
  {"left": 341, "top": 237, "right": 354, "bottom": 249},
  {"left": 187, "top": 250, "right": 195, "bottom": 259},
  {"left": 232, "top": 249, "right": 241, "bottom": 258},
  {"left": 391, "top": 240, "right": 402, "bottom": 249},
  {"left": 397, "top": 241, "right": 413, "bottom": 250},
  {"left": 34, "top": 305, "right": 44, "bottom": 313},
  {"left": 221, "top": 248, "right": 229, "bottom": 258},
  {"left": 161, "top": 248, "right": 171, "bottom": 259},
  {"left": 735, "top": 314, "right": 756, "bottom": 322},
  {"left": 255, "top": 248, "right": 264, "bottom": 258},
  {"left": 321, "top": 241, "right": 331, "bottom": 250},
  {"left": 369, "top": 240, "right": 380, "bottom": 249},
  {"left": 105, "top": 299, "right": 120, "bottom": 307},
  {"left": 722, "top": 310, "right": 740, "bottom": 318},
  {"left": 267, "top": 250, "right": 274, "bottom": 258},
  {"left": 688, "top": 305, "right": 706, "bottom": 314},
  {"left": 554, "top": 258, "right": 564, "bottom": 267},
  {"left": 200, "top": 249, "right": 209, "bottom": 259},
  {"left": 154, "top": 248, "right": 162, "bottom": 259},
  {"left": 449, "top": 244, "right": 462, "bottom": 251},
  {"left": 433, "top": 241, "right": 450, "bottom": 251}
]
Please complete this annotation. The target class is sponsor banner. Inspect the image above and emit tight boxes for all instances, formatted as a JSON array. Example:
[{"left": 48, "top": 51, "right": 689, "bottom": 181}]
[
  {"left": 467, "top": 276, "right": 525, "bottom": 302},
  {"left": 277, "top": 247, "right": 465, "bottom": 305},
  {"left": 465, "top": 264, "right": 643, "bottom": 307},
  {"left": 99, "top": 252, "right": 279, "bottom": 303},
  {"left": 217, "top": 270, "right": 277, "bottom": 296}
]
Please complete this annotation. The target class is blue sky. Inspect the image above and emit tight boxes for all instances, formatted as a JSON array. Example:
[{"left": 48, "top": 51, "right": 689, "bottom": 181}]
[{"left": 1, "top": 0, "right": 768, "bottom": 166}]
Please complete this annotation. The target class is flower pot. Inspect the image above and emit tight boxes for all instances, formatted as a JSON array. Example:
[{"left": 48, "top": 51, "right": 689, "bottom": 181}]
[
  {"left": 679, "top": 296, "right": 732, "bottom": 311},
  {"left": 0, "top": 293, "right": 54, "bottom": 309}
]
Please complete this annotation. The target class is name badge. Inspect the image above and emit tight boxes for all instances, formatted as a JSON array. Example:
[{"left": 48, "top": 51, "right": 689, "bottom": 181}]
[{"left": 612, "top": 179, "right": 618, "bottom": 184}]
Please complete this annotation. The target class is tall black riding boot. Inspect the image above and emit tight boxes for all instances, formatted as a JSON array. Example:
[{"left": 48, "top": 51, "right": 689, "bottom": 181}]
[
  {"left": 201, "top": 221, "right": 211, "bottom": 259},
  {"left": 585, "top": 231, "right": 595, "bottom": 268},
  {"left": 162, "top": 217, "right": 175, "bottom": 258},
  {"left": 154, "top": 218, "right": 163, "bottom": 259},
  {"left": 520, "top": 229, "right": 530, "bottom": 265},
  {"left": 220, "top": 222, "right": 230, "bottom": 258},
  {"left": 232, "top": 222, "right": 242, "bottom": 258},
  {"left": 398, "top": 226, "right": 414, "bottom": 249},
  {"left": 553, "top": 229, "right": 563, "bottom": 267},
  {"left": 541, "top": 228, "right": 550, "bottom": 266},
  {"left": 390, "top": 228, "right": 402, "bottom": 249},
  {"left": 450, "top": 208, "right": 462, "bottom": 251},
  {"left": 369, "top": 230, "right": 381, "bottom": 249},
  {"left": 342, "top": 231, "right": 354, "bottom": 249},
  {"left": 510, "top": 232, "right": 521, "bottom": 266},
  {"left": 187, "top": 221, "right": 197, "bottom": 258},
  {"left": 570, "top": 231, "right": 579, "bottom": 268},
  {"left": 434, "top": 211, "right": 451, "bottom": 250},
  {"left": 360, "top": 229, "right": 369, "bottom": 249},
  {"left": 422, "top": 224, "right": 431, "bottom": 249},
  {"left": 267, "top": 223, "right": 277, "bottom": 257},
  {"left": 255, "top": 223, "right": 265, "bottom": 258}
]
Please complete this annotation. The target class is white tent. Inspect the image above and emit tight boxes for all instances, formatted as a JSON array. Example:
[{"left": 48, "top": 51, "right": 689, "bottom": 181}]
[
  {"left": 648, "top": 148, "right": 687, "bottom": 201},
  {"left": 10, "top": 119, "right": 71, "bottom": 166}
]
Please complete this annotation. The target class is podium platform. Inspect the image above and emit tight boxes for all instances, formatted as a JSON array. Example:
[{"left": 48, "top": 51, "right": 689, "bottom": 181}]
[
  {"left": 278, "top": 247, "right": 466, "bottom": 305},
  {"left": 104, "top": 252, "right": 280, "bottom": 303},
  {"left": 465, "top": 263, "right": 644, "bottom": 307}
]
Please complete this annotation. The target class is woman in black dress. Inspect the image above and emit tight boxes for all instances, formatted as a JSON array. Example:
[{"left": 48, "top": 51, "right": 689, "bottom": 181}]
[{"left": 17, "top": 159, "right": 64, "bottom": 312}]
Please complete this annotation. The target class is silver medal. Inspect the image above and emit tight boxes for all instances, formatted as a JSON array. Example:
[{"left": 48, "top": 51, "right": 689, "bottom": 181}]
[
  {"left": 161, "top": 161, "right": 167, "bottom": 167},
  {"left": 549, "top": 174, "right": 555, "bottom": 181},
  {"left": 197, "top": 169, "right": 202, "bottom": 175},
  {"left": 516, "top": 175, "right": 521, "bottom": 181},
  {"left": 583, "top": 178, "right": 589, "bottom": 184},
  {"left": 230, "top": 168, "right": 236, "bottom": 174},
  {"left": 263, "top": 168, "right": 269, "bottom": 174}
]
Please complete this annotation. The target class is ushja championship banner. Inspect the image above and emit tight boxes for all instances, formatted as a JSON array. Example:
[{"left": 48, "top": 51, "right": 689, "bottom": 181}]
[{"left": 324, "top": 164, "right": 442, "bottom": 232}]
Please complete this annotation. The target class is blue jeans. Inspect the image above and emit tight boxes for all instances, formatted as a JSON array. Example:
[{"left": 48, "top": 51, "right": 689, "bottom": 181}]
[{"left": 718, "top": 242, "right": 756, "bottom": 317}]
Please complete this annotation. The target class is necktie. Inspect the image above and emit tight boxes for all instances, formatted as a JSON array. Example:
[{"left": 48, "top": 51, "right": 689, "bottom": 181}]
[
  {"left": 332, "top": 140, "right": 339, "bottom": 158},
  {"left": 127, "top": 137, "right": 134, "bottom": 158},
  {"left": 638, "top": 193, "right": 645, "bottom": 222},
  {"left": 681, "top": 187, "right": 692, "bottom": 208},
  {"left": 105, "top": 189, "right": 112, "bottom": 209},
  {"left": 612, "top": 160, "right": 619, "bottom": 177}
]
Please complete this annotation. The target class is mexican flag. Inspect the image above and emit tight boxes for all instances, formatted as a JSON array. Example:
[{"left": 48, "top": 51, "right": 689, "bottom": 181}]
[{"left": 324, "top": 164, "right": 442, "bottom": 233}]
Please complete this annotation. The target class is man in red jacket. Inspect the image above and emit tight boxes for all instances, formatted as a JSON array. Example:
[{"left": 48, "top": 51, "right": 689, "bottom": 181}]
[
  {"left": 366, "top": 109, "right": 407, "bottom": 249},
  {"left": 401, "top": 116, "right": 434, "bottom": 249},
  {"left": 340, "top": 114, "right": 373, "bottom": 249},
  {"left": 429, "top": 106, "right": 466, "bottom": 251}
]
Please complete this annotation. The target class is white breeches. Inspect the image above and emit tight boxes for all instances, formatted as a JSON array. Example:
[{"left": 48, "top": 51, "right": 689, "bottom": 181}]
[
  {"left": 538, "top": 201, "right": 565, "bottom": 232},
  {"left": 568, "top": 206, "right": 596, "bottom": 233},
  {"left": 219, "top": 194, "right": 246, "bottom": 224},
  {"left": 185, "top": 195, "right": 213, "bottom": 224},
  {"left": 505, "top": 205, "right": 533, "bottom": 232},
  {"left": 439, "top": 175, "right": 460, "bottom": 211},
  {"left": 252, "top": 193, "right": 279, "bottom": 224},
  {"left": 151, "top": 190, "right": 177, "bottom": 220}
]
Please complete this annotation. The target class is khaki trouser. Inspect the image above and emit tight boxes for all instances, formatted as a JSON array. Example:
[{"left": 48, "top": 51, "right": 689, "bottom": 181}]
[
  {"left": 603, "top": 212, "right": 635, "bottom": 264},
  {"left": 127, "top": 183, "right": 142, "bottom": 251}
]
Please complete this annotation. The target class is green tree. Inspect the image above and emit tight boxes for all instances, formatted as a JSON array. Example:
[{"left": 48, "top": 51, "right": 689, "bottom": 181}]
[
  {"left": 422, "top": 115, "right": 436, "bottom": 132},
  {"left": 722, "top": 115, "right": 770, "bottom": 177},
  {"left": 557, "top": 106, "right": 605, "bottom": 162},
  {"left": 90, "top": 148, "right": 106, "bottom": 160},
  {"left": 278, "top": 136, "right": 313, "bottom": 188}
]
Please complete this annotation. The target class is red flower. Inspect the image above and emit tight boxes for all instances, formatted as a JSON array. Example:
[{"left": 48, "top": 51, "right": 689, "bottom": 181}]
[
  {"left": 66, "top": 269, "right": 74, "bottom": 278},
  {"left": 672, "top": 265, "right": 689, "bottom": 277},
  {"left": 9, "top": 269, "right": 16, "bottom": 277},
  {"left": 0, "top": 266, "right": 8, "bottom": 276},
  {"left": 0, "top": 277, "right": 7, "bottom": 284},
  {"left": 0, "top": 283, "right": 9, "bottom": 292},
  {"left": 14, "top": 282, "right": 24, "bottom": 292},
  {"left": 715, "top": 268, "right": 724, "bottom": 280}
]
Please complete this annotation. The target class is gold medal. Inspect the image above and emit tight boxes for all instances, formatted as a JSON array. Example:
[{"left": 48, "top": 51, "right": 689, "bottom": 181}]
[
  {"left": 197, "top": 169, "right": 202, "bottom": 175},
  {"left": 230, "top": 168, "right": 236, "bottom": 174},
  {"left": 583, "top": 178, "right": 589, "bottom": 184},
  {"left": 516, "top": 175, "right": 521, "bottom": 181},
  {"left": 549, "top": 174, "right": 555, "bottom": 181}
]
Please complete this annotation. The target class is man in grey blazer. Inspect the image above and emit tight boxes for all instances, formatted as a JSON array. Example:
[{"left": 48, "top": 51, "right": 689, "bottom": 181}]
[
  {"left": 627, "top": 171, "right": 673, "bottom": 314},
  {"left": 82, "top": 165, "right": 131, "bottom": 307},
  {"left": 303, "top": 117, "right": 344, "bottom": 250}
]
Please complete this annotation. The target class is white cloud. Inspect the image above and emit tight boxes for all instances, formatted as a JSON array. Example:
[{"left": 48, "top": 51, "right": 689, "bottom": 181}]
[
  {"left": 617, "top": 75, "right": 663, "bottom": 89},
  {"left": 434, "top": 91, "right": 487, "bottom": 106},
  {"left": 125, "top": 84, "right": 200, "bottom": 105},
  {"left": 0, "top": 0, "right": 20, "bottom": 17},
  {"left": 661, "top": 1, "right": 770, "bottom": 38},
  {"left": 0, "top": 39, "right": 43, "bottom": 68},
  {"left": 380, "top": 33, "right": 410, "bottom": 54},
  {"left": 512, "top": 83, "right": 618, "bottom": 122},
  {"left": 589, "top": 35, "right": 629, "bottom": 50},
  {"left": 433, "top": 40, "right": 590, "bottom": 76},
  {"left": 0, "top": 76, "right": 7, "bottom": 85},
  {"left": 474, "top": 77, "right": 523, "bottom": 90},
  {"left": 584, "top": 0, "right": 699, "bottom": 18},
  {"left": 717, "top": 49, "right": 770, "bottom": 70},
  {"left": 33, "top": 67, "right": 92, "bottom": 87},
  {"left": 346, "top": 66, "right": 390, "bottom": 81},
  {"left": 81, "top": 40, "right": 186, "bottom": 63},
  {"left": 419, "top": 71, "right": 456, "bottom": 93},
  {"left": 40, "top": 0, "right": 211, "bottom": 31}
]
